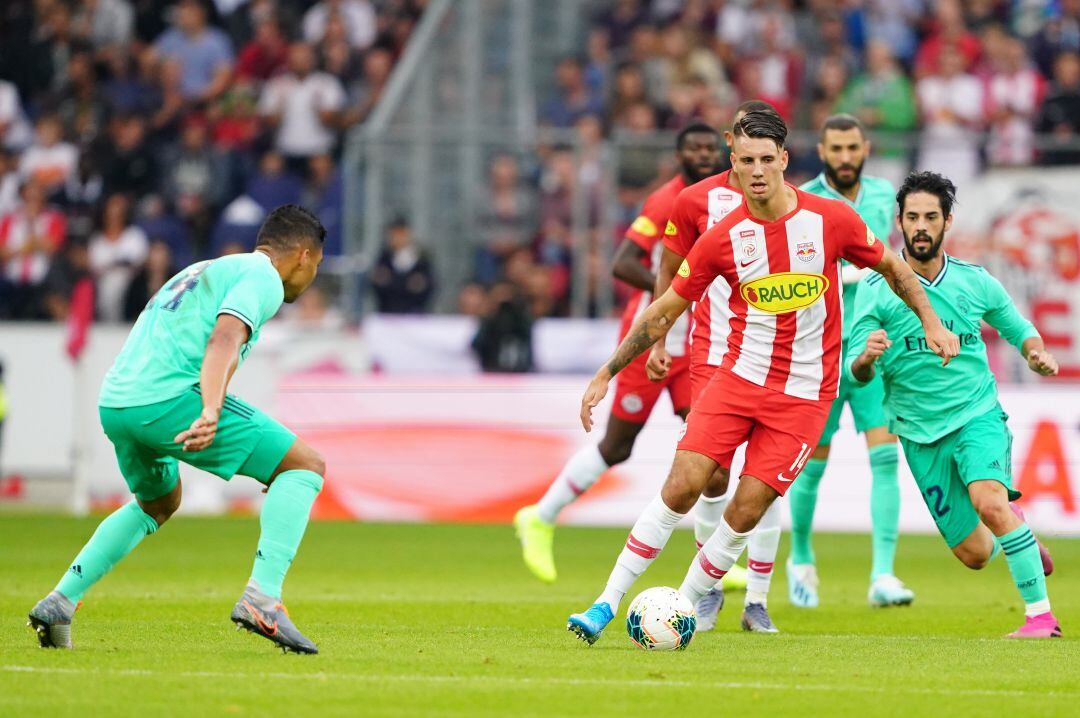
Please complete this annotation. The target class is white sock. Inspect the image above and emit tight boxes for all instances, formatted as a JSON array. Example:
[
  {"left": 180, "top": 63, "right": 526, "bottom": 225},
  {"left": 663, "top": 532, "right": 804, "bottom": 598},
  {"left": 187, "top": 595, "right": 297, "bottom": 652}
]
[
  {"left": 694, "top": 492, "right": 729, "bottom": 548},
  {"left": 1026, "top": 598, "right": 1051, "bottom": 617},
  {"left": 680, "top": 517, "right": 752, "bottom": 605},
  {"left": 745, "top": 500, "right": 782, "bottom": 607},
  {"left": 536, "top": 444, "right": 610, "bottom": 524},
  {"left": 596, "top": 494, "right": 686, "bottom": 611}
]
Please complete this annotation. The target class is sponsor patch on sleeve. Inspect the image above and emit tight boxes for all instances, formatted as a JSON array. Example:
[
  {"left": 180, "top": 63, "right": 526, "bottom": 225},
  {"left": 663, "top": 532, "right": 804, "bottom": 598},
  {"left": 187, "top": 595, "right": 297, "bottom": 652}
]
[
  {"left": 677, "top": 260, "right": 690, "bottom": 278},
  {"left": 866, "top": 226, "right": 878, "bottom": 246},
  {"left": 665, "top": 220, "right": 678, "bottom": 236},
  {"left": 631, "top": 216, "right": 658, "bottom": 237}
]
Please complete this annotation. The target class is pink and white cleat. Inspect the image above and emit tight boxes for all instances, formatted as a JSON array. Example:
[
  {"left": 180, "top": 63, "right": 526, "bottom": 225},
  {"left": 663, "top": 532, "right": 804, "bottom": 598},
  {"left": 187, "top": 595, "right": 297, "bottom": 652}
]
[
  {"left": 1009, "top": 504, "right": 1054, "bottom": 576},
  {"left": 1007, "top": 612, "right": 1062, "bottom": 639}
]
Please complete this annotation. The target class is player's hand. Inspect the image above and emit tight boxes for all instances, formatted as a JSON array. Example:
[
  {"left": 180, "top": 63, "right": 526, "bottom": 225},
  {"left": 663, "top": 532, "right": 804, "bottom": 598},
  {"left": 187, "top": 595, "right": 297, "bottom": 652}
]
[
  {"left": 174, "top": 406, "right": 221, "bottom": 452},
  {"left": 1027, "top": 348, "right": 1059, "bottom": 377},
  {"left": 862, "top": 329, "right": 891, "bottom": 362},
  {"left": 646, "top": 345, "right": 671, "bottom": 382},
  {"left": 580, "top": 369, "right": 612, "bottom": 432},
  {"left": 924, "top": 322, "right": 960, "bottom": 366}
]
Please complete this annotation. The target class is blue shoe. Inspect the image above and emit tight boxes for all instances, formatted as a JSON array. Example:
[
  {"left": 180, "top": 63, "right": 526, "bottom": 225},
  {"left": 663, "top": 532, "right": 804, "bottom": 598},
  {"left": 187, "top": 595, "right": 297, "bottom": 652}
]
[
  {"left": 786, "top": 558, "right": 819, "bottom": 608},
  {"left": 740, "top": 602, "right": 780, "bottom": 634},
  {"left": 567, "top": 602, "right": 614, "bottom": 645},
  {"left": 694, "top": 588, "right": 724, "bottom": 632}
]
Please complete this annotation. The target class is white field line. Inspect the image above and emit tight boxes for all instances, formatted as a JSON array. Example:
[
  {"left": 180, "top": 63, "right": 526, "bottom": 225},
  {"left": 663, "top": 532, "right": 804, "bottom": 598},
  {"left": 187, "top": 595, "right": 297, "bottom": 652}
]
[{"left": 1, "top": 665, "right": 1075, "bottom": 699}]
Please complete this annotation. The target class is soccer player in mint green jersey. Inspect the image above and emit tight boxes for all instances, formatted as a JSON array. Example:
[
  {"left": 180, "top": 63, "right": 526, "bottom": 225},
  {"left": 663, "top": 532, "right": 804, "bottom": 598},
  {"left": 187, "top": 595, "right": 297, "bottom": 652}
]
[
  {"left": 29, "top": 205, "right": 329, "bottom": 653},
  {"left": 847, "top": 171, "right": 1060, "bottom": 638},
  {"left": 790, "top": 114, "right": 912, "bottom": 609}
]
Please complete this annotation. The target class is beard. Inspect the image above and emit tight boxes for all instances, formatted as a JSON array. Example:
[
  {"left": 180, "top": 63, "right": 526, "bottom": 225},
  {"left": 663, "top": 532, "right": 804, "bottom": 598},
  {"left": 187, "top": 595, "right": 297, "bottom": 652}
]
[
  {"left": 903, "top": 228, "right": 945, "bottom": 261},
  {"left": 824, "top": 158, "right": 864, "bottom": 190},
  {"left": 685, "top": 164, "right": 720, "bottom": 184}
]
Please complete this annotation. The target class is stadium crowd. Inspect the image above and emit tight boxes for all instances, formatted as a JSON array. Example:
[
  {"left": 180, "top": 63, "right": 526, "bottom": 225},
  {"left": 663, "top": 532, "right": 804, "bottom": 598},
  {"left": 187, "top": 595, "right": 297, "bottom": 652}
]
[{"left": 0, "top": 0, "right": 1078, "bottom": 324}]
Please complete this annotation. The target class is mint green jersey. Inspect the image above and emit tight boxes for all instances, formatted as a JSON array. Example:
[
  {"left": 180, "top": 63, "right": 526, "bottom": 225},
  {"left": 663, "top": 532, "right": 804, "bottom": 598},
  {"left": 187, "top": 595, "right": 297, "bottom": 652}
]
[
  {"left": 800, "top": 173, "right": 895, "bottom": 338},
  {"left": 99, "top": 252, "right": 284, "bottom": 408},
  {"left": 844, "top": 254, "right": 1038, "bottom": 443}
]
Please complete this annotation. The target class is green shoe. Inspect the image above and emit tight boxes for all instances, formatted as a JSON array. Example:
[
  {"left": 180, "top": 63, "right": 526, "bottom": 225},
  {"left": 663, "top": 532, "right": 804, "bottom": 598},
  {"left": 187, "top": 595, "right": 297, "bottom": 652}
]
[
  {"left": 513, "top": 505, "right": 556, "bottom": 583},
  {"left": 720, "top": 562, "right": 748, "bottom": 592}
]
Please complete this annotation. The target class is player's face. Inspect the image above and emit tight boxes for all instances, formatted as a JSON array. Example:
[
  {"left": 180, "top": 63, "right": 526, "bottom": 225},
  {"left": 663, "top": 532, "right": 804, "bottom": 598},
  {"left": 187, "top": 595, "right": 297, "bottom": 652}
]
[
  {"left": 283, "top": 245, "right": 324, "bottom": 303},
  {"left": 818, "top": 127, "right": 867, "bottom": 190},
  {"left": 899, "top": 191, "right": 952, "bottom": 261},
  {"left": 731, "top": 135, "right": 788, "bottom": 202},
  {"left": 677, "top": 132, "right": 722, "bottom": 183}
]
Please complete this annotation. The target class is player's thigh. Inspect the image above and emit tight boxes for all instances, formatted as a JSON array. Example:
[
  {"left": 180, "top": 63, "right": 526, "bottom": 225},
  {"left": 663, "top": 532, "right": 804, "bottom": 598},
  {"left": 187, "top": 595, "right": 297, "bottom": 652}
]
[
  {"left": 746, "top": 392, "right": 831, "bottom": 496},
  {"left": 899, "top": 435, "right": 980, "bottom": 549},
  {"left": 610, "top": 355, "right": 667, "bottom": 424},
  {"left": 848, "top": 372, "right": 889, "bottom": 436},
  {"left": 660, "top": 449, "right": 721, "bottom": 512},
  {"left": 955, "top": 408, "right": 1019, "bottom": 501},
  {"left": 99, "top": 405, "right": 180, "bottom": 502},
  {"left": 268, "top": 435, "right": 325, "bottom": 480}
]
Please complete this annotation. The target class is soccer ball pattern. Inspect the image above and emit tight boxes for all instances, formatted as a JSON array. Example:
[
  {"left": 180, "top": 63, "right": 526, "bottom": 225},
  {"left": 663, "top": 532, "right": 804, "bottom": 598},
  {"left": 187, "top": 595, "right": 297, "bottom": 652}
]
[{"left": 625, "top": 586, "right": 697, "bottom": 651}]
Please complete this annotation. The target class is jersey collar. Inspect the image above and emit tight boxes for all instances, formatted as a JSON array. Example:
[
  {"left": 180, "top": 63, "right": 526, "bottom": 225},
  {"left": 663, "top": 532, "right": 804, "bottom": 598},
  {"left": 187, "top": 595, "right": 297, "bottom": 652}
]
[
  {"left": 902, "top": 250, "right": 950, "bottom": 287},
  {"left": 814, "top": 171, "right": 863, "bottom": 207}
]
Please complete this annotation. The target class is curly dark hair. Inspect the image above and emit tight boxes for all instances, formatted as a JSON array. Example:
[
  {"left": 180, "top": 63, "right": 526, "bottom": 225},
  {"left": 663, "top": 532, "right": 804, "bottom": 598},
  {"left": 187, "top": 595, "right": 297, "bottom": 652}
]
[{"left": 896, "top": 171, "right": 957, "bottom": 217}]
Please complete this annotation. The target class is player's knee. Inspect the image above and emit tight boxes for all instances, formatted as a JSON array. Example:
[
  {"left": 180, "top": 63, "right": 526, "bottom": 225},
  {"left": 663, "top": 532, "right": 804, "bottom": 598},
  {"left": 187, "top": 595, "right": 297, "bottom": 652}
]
[
  {"left": 305, "top": 449, "right": 327, "bottom": 478},
  {"left": 972, "top": 497, "right": 1012, "bottom": 534},
  {"left": 955, "top": 547, "right": 990, "bottom": 570},
  {"left": 661, "top": 470, "right": 702, "bottom": 513},
  {"left": 597, "top": 438, "right": 633, "bottom": 466},
  {"left": 724, "top": 500, "right": 761, "bottom": 533},
  {"left": 703, "top": 466, "right": 730, "bottom": 497}
]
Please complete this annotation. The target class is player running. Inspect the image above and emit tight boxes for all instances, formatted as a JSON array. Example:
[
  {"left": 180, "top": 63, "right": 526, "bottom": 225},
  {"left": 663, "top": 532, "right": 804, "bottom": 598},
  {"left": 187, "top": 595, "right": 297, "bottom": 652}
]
[
  {"left": 846, "top": 171, "right": 1059, "bottom": 638},
  {"left": 787, "top": 114, "right": 913, "bottom": 609},
  {"left": 513, "top": 123, "right": 731, "bottom": 584},
  {"left": 28, "top": 205, "right": 328, "bottom": 654},
  {"left": 566, "top": 111, "right": 958, "bottom": 646}
]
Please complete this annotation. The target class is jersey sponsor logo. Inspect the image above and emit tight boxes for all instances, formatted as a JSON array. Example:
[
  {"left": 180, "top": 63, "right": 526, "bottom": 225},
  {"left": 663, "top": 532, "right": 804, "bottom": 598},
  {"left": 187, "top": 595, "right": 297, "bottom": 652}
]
[
  {"left": 677, "top": 259, "right": 691, "bottom": 278},
  {"left": 740, "top": 273, "right": 829, "bottom": 314},
  {"left": 665, "top": 220, "right": 678, "bottom": 236},
  {"left": 795, "top": 241, "right": 817, "bottom": 263},
  {"left": 631, "top": 215, "right": 659, "bottom": 237},
  {"left": 866, "top": 226, "right": 878, "bottom": 246},
  {"left": 739, "top": 229, "right": 762, "bottom": 266}
]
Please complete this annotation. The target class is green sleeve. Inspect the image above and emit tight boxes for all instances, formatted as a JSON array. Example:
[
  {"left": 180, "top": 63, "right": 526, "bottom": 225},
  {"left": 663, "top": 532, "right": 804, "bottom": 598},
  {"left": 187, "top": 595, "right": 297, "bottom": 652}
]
[
  {"left": 981, "top": 271, "right": 1039, "bottom": 353},
  {"left": 834, "top": 78, "right": 863, "bottom": 116},
  {"left": 877, "top": 77, "right": 917, "bottom": 131},
  {"left": 218, "top": 266, "right": 284, "bottom": 334},
  {"left": 844, "top": 279, "right": 885, "bottom": 385}
]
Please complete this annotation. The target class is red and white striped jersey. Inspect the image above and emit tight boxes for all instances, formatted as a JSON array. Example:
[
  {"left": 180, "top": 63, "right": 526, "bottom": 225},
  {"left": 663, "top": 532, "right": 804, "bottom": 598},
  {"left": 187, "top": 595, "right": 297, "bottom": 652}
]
[
  {"left": 619, "top": 173, "right": 691, "bottom": 355},
  {"left": 662, "top": 170, "right": 744, "bottom": 371},
  {"left": 670, "top": 189, "right": 885, "bottom": 401}
]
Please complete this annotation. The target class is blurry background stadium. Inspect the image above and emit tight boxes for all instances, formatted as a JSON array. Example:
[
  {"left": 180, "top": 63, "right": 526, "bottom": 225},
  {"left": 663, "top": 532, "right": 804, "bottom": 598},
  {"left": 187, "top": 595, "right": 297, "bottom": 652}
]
[{"left": 1, "top": 0, "right": 1079, "bottom": 536}]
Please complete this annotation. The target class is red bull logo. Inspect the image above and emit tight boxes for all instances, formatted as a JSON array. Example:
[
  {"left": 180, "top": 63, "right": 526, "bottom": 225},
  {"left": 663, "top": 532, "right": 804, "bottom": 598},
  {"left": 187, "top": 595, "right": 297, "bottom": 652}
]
[{"left": 796, "top": 242, "right": 817, "bottom": 263}]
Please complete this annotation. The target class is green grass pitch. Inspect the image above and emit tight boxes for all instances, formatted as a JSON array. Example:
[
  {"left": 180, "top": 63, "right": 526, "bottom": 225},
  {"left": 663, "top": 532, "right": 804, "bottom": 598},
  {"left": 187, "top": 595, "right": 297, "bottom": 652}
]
[{"left": 1, "top": 515, "right": 1077, "bottom": 717}]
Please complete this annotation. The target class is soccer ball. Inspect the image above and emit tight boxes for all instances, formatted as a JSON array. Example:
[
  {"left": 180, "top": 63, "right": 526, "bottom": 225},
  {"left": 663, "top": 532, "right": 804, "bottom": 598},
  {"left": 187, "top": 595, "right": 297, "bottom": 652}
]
[{"left": 625, "top": 586, "right": 696, "bottom": 651}]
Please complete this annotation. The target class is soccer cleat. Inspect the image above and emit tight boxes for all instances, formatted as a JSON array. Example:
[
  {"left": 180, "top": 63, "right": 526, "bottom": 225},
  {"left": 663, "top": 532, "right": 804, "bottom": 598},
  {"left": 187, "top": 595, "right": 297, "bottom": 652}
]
[
  {"left": 1007, "top": 612, "right": 1062, "bottom": 639},
  {"left": 513, "top": 505, "right": 557, "bottom": 583},
  {"left": 740, "top": 602, "right": 779, "bottom": 633},
  {"left": 1009, "top": 504, "right": 1054, "bottom": 576},
  {"left": 27, "top": 591, "right": 77, "bottom": 649},
  {"left": 694, "top": 588, "right": 724, "bottom": 632},
  {"left": 567, "top": 602, "right": 614, "bottom": 645},
  {"left": 231, "top": 585, "right": 318, "bottom": 654},
  {"left": 868, "top": 574, "right": 915, "bottom": 608},
  {"left": 786, "top": 558, "right": 819, "bottom": 608},
  {"left": 720, "top": 562, "right": 748, "bottom": 592}
]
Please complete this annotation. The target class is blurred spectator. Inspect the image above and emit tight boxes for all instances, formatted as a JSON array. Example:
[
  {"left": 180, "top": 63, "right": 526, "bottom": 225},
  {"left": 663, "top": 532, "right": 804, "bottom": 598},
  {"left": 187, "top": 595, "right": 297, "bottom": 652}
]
[
  {"left": 104, "top": 51, "right": 160, "bottom": 117},
  {"left": 153, "top": 0, "right": 234, "bottom": 102},
  {"left": 0, "top": 150, "right": 19, "bottom": 218},
  {"left": 1030, "top": 0, "right": 1080, "bottom": 76},
  {"left": 236, "top": 17, "right": 287, "bottom": 81},
  {"left": 150, "top": 58, "right": 189, "bottom": 138},
  {"left": 985, "top": 36, "right": 1045, "bottom": 166},
  {"left": 161, "top": 114, "right": 230, "bottom": 248},
  {"left": 341, "top": 46, "right": 392, "bottom": 126},
  {"left": 471, "top": 282, "right": 534, "bottom": 373},
  {"left": 100, "top": 114, "right": 159, "bottom": 197},
  {"left": 42, "top": 241, "right": 92, "bottom": 321},
  {"left": 610, "top": 63, "right": 651, "bottom": 125},
  {"left": 658, "top": 23, "right": 726, "bottom": 103},
  {"left": 1037, "top": 52, "right": 1080, "bottom": 164},
  {"left": 0, "top": 179, "right": 66, "bottom": 320},
  {"left": 245, "top": 150, "right": 303, "bottom": 211},
  {"left": 208, "top": 83, "right": 260, "bottom": 151},
  {"left": 88, "top": 193, "right": 149, "bottom": 322},
  {"left": 19, "top": 115, "right": 78, "bottom": 196},
  {"left": 807, "top": 56, "right": 850, "bottom": 131},
  {"left": 456, "top": 281, "right": 487, "bottom": 317},
  {"left": 137, "top": 194, "right": 194, "bottom": 267},
  {"left": 58, "top": 152, "right": 105, "bottom": 245},
  {"left": 916, "top": 45, "right": 985, "bottom": 191},
  {"left": 122, "top": 240, "right": 177, "bottom": 321},
  {"left": 620, "top": 25, "right": 667, "bottom": 103},
  {"left": 370, "top": 218, "right": 434, "bottom": 314},
  {"left": 540, "top": 57, "right": 605, "bottom": 128},
  {"left": 476, "top": 153, "right": 537, "bottom": 284},
  {"left": 303, "top": 0, "right": 377, "bottom": 50},
  {"left": 49, "top": 49, "right": 106, "bottom": 148},
  {"left": 258, "top": 42, "right": 345, "bottom": 164},
  {"left": 284, "top": 283, "right": 346, "bottom": 329},
  {"left": 584, "top": 28, "right": 612, "bottom": 96},
  {"left": 0, "top": 79, "right": 32, "bottom": 151},
  {"left": 914, "top": 0, "right": 983, "bottom": 78},
  {"left": 73, "top": 0, "right": 135, "bottom": 57},
  {"left": 302, "top": 154, "right": 343, "bottom": 256},
  {"left": 210, "top": 194, "right": 264, "bottom": 255},
  {"left": 595, "top": 0, "right": 647, "bottom": 50}
]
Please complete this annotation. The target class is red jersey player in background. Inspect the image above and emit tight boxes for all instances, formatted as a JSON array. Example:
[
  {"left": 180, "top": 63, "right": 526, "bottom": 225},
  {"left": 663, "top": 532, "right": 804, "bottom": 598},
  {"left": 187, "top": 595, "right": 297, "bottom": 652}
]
[
  {"left": 567, "top": 111, "right": 959, "bottom": 645},
  {"left": 514, "top": 123, "right": 724, "bottom": 584}
]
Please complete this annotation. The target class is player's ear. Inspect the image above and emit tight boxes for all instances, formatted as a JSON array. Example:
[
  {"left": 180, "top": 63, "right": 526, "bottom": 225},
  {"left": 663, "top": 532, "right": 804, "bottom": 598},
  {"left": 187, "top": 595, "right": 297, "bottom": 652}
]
[
  {"left": 780, "top": 148, "right": 789, "bottom": 171},
  {"left": 943, "top": 212, "right": 953, "bottom": 233},
  {"left": 816, "top": 142, "right": 825, "bottom": 162}
]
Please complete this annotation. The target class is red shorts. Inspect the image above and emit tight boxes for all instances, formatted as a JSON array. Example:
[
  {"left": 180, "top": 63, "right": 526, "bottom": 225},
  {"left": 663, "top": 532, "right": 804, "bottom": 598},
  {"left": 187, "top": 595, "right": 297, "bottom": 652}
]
[
  {"left": 689, "top": 361, "right": 718, "bottom": 406},
  {"left": 678, "top": 369, "right": 832, "bottom": 496},
  {"left": 610, "top": 351, "right": 692, "bottom": 423}
]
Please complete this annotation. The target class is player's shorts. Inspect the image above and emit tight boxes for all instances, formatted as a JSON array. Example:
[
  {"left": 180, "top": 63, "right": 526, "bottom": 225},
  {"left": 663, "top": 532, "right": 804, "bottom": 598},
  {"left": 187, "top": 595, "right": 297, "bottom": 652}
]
[
  {"left": 98, "top": 387, "right": 297, "bottom": 502},
  {"left": 610, "top": 351, "right": 692, "bottom": 423},
  {"left": 899, "top": 406, "right": 1020, "bottom": 548},
  {"left": 678, "top": 369, "right": 832, "bottom": 496},
  {"left": 689, "top": 361, "right": 717, "bottom": 406},
  {"left": 818, "top": 372, "right": 888, "bottom": 446}
]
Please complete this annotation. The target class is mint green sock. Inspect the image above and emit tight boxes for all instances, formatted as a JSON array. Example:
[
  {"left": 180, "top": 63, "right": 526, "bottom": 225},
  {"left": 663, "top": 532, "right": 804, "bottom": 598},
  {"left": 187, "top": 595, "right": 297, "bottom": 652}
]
[
  {"left": 789, "top": 457, "right": 827, "bottom": 565},
  {"left": 999, "top": 524, "right": 1049, "bottom": 614},
  {"left": 251, "top": 470, "right": 323, "bottom": 599},
  {"left": 55, "top": 501, "right": 158, "bottom": 601},
  {"left": 868, "top": 443, "right": 900, "bottom": 580}
]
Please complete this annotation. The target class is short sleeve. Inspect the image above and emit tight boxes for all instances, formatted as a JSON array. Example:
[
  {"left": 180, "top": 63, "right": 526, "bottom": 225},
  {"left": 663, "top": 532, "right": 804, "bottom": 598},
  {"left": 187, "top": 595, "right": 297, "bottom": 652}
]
[
  {"left": 662, "top": 190, "right": 697, "bottom": 257},
  {"left": 834, "top": 202, "right": 885, "bottom": 269},
  {"left": 670, "top": 224, "right": 723, "bottom": 301},
  {"left": 218, "top": 263, "right": 284, "bottom": 334},
  {"left": 624, "top": 190, "right": 669, "bottom": 251}
]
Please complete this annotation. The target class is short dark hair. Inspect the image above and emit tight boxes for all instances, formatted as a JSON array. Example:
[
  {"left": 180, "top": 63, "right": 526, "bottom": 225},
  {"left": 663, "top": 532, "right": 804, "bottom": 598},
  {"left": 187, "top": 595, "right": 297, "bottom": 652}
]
[
  {"left": 820, "top": 113, "right": 865, "bottom": 140},
  {"left": 256, "top": 204, "right": 326, "bottom": 250},
  {"left": 733, "top": 110, "right": 788, "bottom": 148},
  {"left": 676, "top": 121, "right": 719, "bottom": 150},
  {"left": 734, "top": 100, "right": 778, "bottom": 120},
  {"left": 896, "top": 171, "right": 957, "bottom": 217}
]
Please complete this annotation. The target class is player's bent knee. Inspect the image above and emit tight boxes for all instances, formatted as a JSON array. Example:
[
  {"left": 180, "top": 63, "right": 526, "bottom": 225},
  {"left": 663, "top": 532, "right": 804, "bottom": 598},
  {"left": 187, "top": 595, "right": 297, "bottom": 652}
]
[
  {"left": 972, "top": 498, "right": 1012, "bottom": 534},
  {"left": 597, "top": 439, "right": 633, "bottom": 466},
  {"left": 703, "top": 466, "right": 730, "bottom": 497},
  {"left": 954, "top": 547, "right": 990, "bottom": 570}
]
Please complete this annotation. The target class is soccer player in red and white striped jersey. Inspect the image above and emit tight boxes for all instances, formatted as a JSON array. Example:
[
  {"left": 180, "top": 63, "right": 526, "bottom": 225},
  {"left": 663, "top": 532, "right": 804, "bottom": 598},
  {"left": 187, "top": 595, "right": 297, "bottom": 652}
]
[
  {"left": 566, "top": 111, "right": 960, "bottom": 645},
  {"left": 514, "top": 124, "right": 725, "bottom": 584}
]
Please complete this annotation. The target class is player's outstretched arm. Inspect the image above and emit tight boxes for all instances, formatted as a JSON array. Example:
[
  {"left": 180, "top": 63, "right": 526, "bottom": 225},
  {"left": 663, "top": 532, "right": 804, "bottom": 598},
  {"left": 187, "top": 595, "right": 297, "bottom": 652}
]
[
  {"left": 174, "top": 315, "right": 250, "bottom": 452},
  {"left": 580, "top": 288, "right": 691, "bottom": 431},
  {"left": 611, "top": 239, "right": 656, "bottom": 292},
  {"left": 644, "top": 247, "right": 686, "bottom": 382},
  {"left": 871, "top": 247, "right": 960, "bottom": 365}
]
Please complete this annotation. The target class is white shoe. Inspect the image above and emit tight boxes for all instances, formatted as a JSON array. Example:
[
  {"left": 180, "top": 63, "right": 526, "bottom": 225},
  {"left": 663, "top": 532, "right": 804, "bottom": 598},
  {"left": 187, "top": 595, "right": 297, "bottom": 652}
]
[{"left": 786, "top": 558, "right": 819, "bottom": 608}]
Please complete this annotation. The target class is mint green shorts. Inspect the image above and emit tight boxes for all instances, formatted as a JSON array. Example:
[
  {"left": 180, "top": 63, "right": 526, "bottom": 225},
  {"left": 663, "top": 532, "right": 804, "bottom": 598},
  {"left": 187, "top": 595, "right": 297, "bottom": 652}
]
[
  {"left": 899, "top": 407, "right": 1020, "bottom": 548},
  {"left": 818, "top": 371, "right": 888, "bottom": 447},
  {"left": 99, "top": 388, "right": 296, "bottom": 501}
]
